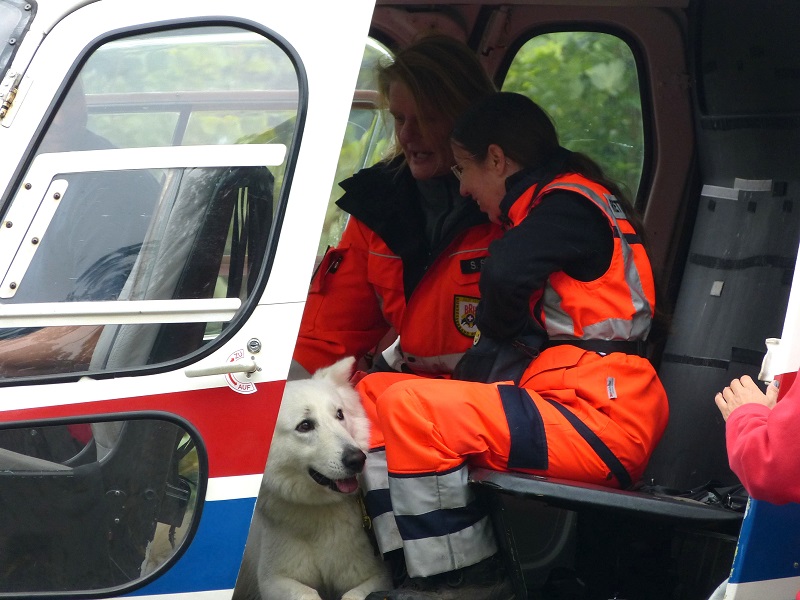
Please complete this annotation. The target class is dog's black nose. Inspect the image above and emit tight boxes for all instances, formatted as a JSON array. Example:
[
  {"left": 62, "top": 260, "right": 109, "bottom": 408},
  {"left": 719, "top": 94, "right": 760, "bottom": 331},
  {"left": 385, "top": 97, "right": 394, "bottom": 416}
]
[{"left": 342, "top": 446, "right": 367, "bottom": 473}]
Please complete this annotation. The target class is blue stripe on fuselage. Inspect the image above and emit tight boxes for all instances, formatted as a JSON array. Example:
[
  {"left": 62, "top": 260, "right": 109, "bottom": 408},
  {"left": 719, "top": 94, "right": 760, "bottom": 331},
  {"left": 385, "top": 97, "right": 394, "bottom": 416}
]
[
  {"left": 729, "top": 499, "right": 800, "bottom": 584},
  {"left": 126, "top": 497, "right": 256, "bottom": 596}
]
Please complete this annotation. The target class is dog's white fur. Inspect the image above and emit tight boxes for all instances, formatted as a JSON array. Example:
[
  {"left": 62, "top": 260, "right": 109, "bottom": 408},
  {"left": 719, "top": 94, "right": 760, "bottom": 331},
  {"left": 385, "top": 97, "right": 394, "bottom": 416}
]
[{"left": 233, "top": 357, "right": 390, "bottom": 600}]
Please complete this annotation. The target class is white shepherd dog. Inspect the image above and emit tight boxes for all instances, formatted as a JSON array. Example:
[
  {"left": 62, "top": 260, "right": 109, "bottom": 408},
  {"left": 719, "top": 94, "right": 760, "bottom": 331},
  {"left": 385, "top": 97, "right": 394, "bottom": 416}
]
[{"left": 234, "top": 357, "right": 391, "bottom": 600}]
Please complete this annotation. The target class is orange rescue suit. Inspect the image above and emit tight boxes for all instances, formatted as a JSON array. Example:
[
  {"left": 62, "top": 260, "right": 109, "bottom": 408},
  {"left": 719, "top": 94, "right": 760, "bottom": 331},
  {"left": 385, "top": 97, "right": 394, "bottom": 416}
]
[
  {"left": 294, "top": 159, "right": 504, "bottom": 376},
  {"left": 359, "top": 172, "right": 669, "bottom": 488}
]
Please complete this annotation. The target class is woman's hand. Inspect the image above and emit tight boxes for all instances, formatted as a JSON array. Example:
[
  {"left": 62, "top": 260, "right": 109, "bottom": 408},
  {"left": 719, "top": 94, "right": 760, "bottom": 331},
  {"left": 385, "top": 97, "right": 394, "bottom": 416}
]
[{"left": 714, "top": 375, "right": 779, "bottom": 421}]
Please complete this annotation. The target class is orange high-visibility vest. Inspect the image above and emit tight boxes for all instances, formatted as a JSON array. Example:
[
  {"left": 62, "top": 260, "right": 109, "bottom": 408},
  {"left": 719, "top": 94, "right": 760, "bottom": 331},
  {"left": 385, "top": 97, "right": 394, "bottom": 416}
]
[{"left": 508, "top": 173, "right": 656, "bottom": 342}]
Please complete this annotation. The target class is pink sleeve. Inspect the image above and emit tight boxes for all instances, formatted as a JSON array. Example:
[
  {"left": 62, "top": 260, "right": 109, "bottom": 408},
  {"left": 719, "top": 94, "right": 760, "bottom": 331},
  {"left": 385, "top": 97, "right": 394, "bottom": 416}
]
[{"left": 726, "top": 383, "right": 800, "bottom": 505}]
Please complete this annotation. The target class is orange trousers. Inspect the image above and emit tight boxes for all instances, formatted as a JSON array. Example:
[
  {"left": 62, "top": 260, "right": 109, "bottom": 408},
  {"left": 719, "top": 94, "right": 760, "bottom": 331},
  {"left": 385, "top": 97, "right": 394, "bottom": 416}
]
[{"left": 357, "top": 345, "right": 669, "bottom": 487}]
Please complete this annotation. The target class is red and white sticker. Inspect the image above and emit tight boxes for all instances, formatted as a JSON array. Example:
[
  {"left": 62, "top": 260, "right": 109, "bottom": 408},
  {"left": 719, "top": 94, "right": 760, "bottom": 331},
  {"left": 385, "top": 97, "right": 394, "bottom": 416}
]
[{"left": 225, "top": 349, "right": 257, "bottom": 394}]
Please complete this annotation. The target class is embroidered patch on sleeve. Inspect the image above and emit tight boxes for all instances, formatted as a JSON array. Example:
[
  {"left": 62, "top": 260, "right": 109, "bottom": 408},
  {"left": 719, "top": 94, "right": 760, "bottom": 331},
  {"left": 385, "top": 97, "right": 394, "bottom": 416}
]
[{"left": 454, "top": 295, "right": 480, "bottom": 337}]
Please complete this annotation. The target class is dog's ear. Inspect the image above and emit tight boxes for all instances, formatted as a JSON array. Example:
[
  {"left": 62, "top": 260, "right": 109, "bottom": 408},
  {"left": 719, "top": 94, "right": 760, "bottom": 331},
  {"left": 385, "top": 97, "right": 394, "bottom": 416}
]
[{"left": 313, "top": 356, "right": 356, "bottom": 386}]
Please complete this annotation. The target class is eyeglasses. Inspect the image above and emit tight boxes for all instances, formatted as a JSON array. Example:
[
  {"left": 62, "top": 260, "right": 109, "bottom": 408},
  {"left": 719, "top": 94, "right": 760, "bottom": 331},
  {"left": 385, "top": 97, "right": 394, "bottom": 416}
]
[{"left": 451, "top": 152, "right": 477, "bottom": 181}]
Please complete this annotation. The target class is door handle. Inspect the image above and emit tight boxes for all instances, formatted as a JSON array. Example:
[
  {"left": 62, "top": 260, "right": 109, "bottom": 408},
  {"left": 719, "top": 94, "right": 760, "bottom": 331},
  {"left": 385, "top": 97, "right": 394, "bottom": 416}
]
[{"left": 185, "top": 359, "right": 258, "bottom": 378}]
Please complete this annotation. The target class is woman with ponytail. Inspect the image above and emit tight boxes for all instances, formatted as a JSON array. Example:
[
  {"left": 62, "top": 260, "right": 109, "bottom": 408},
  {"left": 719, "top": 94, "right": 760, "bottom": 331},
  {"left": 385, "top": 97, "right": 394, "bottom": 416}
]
[{"left": 360, "top": 92, "right": 669, "bottom": 600}]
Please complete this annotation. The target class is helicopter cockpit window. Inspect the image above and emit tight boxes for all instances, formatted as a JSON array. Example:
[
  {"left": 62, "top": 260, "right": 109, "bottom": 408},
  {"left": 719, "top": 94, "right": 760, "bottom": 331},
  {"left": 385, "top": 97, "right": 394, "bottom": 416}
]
[
  {"left": 0, "top": 417, "right": 202, "bottom": 594},
  {"left": 0, "top": 25, "right": 299, "bottom": 379}
]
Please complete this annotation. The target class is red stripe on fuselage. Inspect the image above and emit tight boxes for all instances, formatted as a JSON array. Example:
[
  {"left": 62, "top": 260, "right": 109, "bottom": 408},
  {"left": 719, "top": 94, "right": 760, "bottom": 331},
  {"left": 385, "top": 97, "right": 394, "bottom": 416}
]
[{"left": 0, "top": 380, "right": 285, "bottom": 479}]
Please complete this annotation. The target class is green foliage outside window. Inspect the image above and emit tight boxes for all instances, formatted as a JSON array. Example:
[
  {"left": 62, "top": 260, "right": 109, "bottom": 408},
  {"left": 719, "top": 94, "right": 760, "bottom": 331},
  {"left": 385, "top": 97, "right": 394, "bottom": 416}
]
[
  {"left": 316, "top": 32, "right": 647, "bottom": 253},
  {"left": 78, "top": 29, "right": 644, "bottom": 255},
  {"left": 503, "top": 31, "right": 645, "bottom": 204},
  {"left": 316, "top": 39, "right": 393, "bottom": 254},
  {"left": 82, "top": 29, "right": 298, "bottom": 149}
]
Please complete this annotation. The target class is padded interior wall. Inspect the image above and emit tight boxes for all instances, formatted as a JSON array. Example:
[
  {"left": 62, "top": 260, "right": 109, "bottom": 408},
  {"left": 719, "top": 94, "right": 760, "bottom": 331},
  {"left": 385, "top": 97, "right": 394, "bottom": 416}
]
[
  {"left": 648, "top": 182, "right": 799, "bottom": 489},
  {"left": 646, "top": 0, "right": 800, "bottom": 490},
  {"left": 697, "top": 0, "right": 800, "bottom": 117}
]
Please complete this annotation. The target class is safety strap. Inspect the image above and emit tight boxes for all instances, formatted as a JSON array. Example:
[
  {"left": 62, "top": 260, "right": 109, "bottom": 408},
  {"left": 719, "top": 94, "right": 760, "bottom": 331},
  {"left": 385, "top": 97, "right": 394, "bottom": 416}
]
[
  {"left": 637, "top": 480, "right": 748, "bottom": 512},
  {"left": 544, "top": 398, "right": 632, "bottom": 489},
  {"left": 544, "top": 339, "right": 647, "bottom": 357}
]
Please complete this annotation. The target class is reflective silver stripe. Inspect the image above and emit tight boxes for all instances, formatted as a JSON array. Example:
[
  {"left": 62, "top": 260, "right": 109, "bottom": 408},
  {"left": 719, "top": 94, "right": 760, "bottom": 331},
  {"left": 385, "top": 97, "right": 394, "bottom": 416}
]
[
  {"left": 448, "top": 246, "right": 491, "bottom": 258},
  {"left": 614, "top": 213, "right": 653, "bottom": 339},
  {"left": 403, "top": 516, "right": 497, "bottom": 577},
  {"left": 541, "top": 284, "right": 573, "bottom": 337},
  {"left": 602, "top": 191, "right": 652, "bottom": 339},
  {"left": 540, "top": 182, "right": 652, "bottom": 340},
  {"left": 363, "top": 450, "right": 402, "bottom": 553},
  {"left": 373, "top": 512, "right": 403, "bottom": 553},
  {"left": 547, "top": 182, "right": 613, "bottom": 219},
  {"left": 368, "top": 250, "right": 401, "bottom": 259},
  {"left": 388, "top": 465, "right": 498, "bottom": 577},
  {"left": 389, "top": 464, "right": 474, "bottom": 516},
  {"left": 364, "top": 449, "right": 390, "bottom": 494},
  {"left": 583, "top": 317, "right": 639, "bottom": 340}
]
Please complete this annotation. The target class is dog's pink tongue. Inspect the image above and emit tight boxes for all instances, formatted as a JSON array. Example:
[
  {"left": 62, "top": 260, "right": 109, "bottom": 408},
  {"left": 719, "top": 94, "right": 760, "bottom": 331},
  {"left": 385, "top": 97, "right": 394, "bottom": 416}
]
[{"left": 336, "top": 477, "right": 359, "bottom": 494}]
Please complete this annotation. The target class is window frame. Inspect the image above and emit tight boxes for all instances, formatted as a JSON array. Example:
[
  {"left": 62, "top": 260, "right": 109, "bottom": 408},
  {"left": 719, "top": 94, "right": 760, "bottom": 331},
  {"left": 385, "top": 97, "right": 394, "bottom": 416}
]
[
  {"left": 0, "top": 411, "right": 209, "bottom": 597},
  {"left": 496, "top": 23, "right": 654, "bottom": 210},
  {"left": 0, "top": 18, "right": 308, "bottom": 383}
]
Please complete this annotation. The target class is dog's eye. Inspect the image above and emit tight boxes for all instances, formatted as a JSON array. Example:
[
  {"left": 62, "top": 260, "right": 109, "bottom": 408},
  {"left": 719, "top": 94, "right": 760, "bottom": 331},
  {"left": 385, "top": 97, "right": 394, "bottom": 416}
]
[
  {"left": 336, "top": 409, "right": 344, "bottom": 420},
  {"left": 296, "top": 419, "right": 315, "bottom": 432}
]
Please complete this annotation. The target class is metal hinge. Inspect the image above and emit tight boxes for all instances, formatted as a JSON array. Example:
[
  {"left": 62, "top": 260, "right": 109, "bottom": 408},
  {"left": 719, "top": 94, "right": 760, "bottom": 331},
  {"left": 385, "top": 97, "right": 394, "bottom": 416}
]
[{"left": 0, "top": 71, "right": 22, "bottom": 121}]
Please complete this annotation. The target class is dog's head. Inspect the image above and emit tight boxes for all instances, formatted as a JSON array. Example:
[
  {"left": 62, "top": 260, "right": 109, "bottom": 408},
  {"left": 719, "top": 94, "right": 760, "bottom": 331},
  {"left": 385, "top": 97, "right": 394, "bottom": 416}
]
[{"left": 264, "top": 357, "right": 370, "bottom": 505}]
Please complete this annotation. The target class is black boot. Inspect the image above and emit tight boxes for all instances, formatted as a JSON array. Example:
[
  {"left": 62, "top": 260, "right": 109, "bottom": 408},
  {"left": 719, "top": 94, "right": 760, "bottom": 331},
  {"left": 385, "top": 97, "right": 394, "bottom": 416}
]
[
  {"left": 365, "top": 554, "right": 515, "bottom": 600},
  {"left": 384, "top": 549, "right": 409, "bottom": 588}
]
